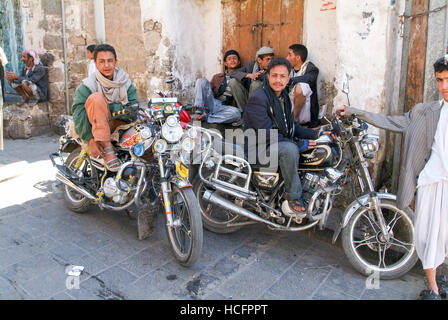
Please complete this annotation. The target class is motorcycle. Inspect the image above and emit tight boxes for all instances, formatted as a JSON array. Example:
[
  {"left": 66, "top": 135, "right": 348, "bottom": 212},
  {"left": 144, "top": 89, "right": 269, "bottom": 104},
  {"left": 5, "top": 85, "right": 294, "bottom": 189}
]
[
  {"left": 193, "top": 75, "right": 418, "bottom": 279},
  {"left": 50, "top": 97, "right": 205, "bottom": 267}
]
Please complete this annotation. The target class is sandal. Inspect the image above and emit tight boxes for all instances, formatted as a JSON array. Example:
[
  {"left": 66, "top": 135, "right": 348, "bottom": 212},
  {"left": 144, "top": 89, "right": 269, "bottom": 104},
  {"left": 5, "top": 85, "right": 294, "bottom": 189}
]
[
  {"left": 282, "top": 199, "right": 307, "bottom": 218},
  {"left": 418, "top": 289, "right": 441, "bottom": 300},
  {"left": 436, "top": 275, "right": 448, "bottom": 299},
  {"left": 102, "top": 145, "right": 121, "bottom": 172},
  {"left": 232, "top": 118, "right": 244, "bottom": 127},
  {"left": 194, "top": 112, "right": 207, "bottom": 121}
]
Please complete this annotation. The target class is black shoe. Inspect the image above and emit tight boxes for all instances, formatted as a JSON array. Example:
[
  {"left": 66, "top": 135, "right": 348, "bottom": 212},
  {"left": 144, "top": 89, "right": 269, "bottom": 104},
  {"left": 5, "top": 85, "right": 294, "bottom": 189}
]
[
  {"left": 419, "top": 289, "right": 441, "bottom": 300},
  {"left": 436, "top": 275, "right": 448, "bottom": 299}
]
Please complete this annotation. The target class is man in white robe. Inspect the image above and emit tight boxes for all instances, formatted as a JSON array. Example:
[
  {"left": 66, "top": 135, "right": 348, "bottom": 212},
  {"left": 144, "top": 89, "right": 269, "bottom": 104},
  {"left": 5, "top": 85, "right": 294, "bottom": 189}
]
[{"left": 336, "top": 55, "right": 448, "bottom": 300}]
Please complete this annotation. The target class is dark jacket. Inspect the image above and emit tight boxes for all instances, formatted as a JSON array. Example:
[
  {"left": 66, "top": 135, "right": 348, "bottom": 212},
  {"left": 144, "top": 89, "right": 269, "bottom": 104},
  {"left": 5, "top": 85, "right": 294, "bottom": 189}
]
[
  {"left": 289, "top": 61, "right": 319, "bottom": 127},
  {"left": 17, "top": 64, "right": 48, "bottom": 101},
  {"left": 243, "top": 84, "right": 318, "bottom": 160},
  {"left": 210, "top": 72, "right": 225, "bottom": 96},
  {"left": 230, "top": 60, "right": 266, "bottom": 89},
  {"left": 0, "top": 61, "right": 4, "bottom": 80}
]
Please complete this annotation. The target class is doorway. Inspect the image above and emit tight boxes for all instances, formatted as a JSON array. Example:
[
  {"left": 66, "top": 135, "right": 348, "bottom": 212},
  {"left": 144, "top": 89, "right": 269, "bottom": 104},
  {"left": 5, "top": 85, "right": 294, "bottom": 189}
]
[{"left": 222, "top": 0, "right": 305, "bottom": 64}]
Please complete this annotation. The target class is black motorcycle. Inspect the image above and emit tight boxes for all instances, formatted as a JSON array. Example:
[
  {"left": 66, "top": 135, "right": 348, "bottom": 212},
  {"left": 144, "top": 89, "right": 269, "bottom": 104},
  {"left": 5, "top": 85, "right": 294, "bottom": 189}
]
[{"left": 193, "top": 80, "right": 418, "bottom": 279}]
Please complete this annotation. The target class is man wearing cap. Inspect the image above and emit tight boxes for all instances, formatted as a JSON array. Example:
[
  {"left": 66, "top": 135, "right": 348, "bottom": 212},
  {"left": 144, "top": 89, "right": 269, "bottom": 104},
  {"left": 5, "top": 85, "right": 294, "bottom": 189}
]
[
  {"left": 193, "top": 50, "right": 242, "bottom": 124},
  {"left": 6, "top": 49, "right": 48, "bottom": 104},
  {"left": 286, "top": 44, "right": 320, "bottom": 128},
  {"left": 231, "top": 46, "right": 275, "bottom": 100}
]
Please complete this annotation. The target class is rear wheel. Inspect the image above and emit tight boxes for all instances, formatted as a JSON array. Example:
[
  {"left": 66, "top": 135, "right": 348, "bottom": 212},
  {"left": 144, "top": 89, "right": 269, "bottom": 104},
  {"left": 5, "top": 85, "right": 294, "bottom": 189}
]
[
  {"left": 62, "top": 148, "right": 94, "bottom": 213},
  {"left": 165, "top": 185, "right": 203, "bottom": 267},
  {"left": 193, "top": 171, "right": 245, "bottom": 234}
]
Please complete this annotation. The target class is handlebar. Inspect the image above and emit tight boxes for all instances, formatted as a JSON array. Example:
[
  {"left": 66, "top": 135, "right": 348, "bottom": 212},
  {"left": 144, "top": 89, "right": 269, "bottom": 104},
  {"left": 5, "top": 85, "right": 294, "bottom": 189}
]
[{"left": 109, "top": 104, "right": 142, "bottom": 121}]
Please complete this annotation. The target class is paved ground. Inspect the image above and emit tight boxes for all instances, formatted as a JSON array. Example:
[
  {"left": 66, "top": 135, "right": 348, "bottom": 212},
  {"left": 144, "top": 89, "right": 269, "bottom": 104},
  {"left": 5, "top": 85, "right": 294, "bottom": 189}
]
[{"left": 0, "top": 133, "right": 428, "bottom": 300}]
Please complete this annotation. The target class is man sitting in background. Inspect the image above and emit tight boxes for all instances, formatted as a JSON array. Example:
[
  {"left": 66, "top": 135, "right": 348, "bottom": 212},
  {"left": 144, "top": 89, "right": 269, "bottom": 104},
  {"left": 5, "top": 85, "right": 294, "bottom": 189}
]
[
  {"left": 286, "top": 44, "right": 319, "bottom": 127},
  {"left": 87, "top": 44, "right": 97, "bottom": 77},
  {"left": 230, "top": 46, "right": 275, "bottom": 103},
  {"left": 6, "top": 49, "right": 48, "bottom": 104},
  {"left": 193, "top": 49, "right": 242, "bottom": 125}
]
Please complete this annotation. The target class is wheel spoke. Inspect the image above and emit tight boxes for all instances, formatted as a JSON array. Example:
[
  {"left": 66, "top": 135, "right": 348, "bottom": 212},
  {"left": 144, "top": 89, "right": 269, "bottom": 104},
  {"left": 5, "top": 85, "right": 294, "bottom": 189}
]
[
  {"left": 361, "top": 212, "right": 380, "bottom": 234},
  {"left": 387, "top": 212, "right": 401, "bottom": 231},
  {"left": 376, "top": 244, "right": 388, "bottom": 268},
  {"left": 354, "top": 235, "right": 376, "bottom": 249},
  {"left": 388, "top": 237, "right": 413, "bottom": 253}
]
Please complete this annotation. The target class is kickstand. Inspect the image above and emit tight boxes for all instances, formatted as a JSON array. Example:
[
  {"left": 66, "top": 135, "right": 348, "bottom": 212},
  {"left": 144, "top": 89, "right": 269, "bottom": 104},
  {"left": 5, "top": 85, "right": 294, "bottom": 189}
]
[{"left": 125, "top": 209, "right": 136, "bottom": 220}]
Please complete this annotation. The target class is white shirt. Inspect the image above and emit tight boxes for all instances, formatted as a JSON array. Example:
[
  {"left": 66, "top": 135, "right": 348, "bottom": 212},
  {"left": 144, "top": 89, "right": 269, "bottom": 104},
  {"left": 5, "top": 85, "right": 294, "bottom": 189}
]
[
  {"left": 88, "top": 60, "right": 97, "bottom": 77},
  {"left": 417, "top": 100, "right": 448, "bottom": 187}
]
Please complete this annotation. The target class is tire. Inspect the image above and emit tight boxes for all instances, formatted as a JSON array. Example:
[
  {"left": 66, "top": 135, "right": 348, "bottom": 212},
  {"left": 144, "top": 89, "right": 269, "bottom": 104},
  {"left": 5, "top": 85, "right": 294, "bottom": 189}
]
[
  {"left": 341, "top": 199, "right": 418, "bottom": 280},
  {"left": 165, "top": 185, "right": 203, "bottom": 267},
  {"left": 193, "top": 172, "right": 245, "bottom": 234},
  {"left": 62, "top": 147, "right": 93, "bottom": 213}
]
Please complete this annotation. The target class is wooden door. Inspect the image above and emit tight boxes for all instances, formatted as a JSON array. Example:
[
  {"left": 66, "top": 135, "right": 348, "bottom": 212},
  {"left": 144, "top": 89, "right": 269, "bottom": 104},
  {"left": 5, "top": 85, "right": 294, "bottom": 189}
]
[
  {"left": 404, "top": 0, "right": 429, "bottom": 112},
  {"left": 222, "top": 0, "right": 304, "bottom": 64}
]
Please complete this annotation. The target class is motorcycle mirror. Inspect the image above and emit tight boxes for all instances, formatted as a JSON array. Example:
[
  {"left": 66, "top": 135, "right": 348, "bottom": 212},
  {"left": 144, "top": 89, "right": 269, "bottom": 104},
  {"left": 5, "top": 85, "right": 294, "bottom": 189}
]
[
  {"left": 318, "top": 104, "right": 327, "bottom": 120},
  {"left": 342, "top": 73, "right": 350, "bottom": 94}
]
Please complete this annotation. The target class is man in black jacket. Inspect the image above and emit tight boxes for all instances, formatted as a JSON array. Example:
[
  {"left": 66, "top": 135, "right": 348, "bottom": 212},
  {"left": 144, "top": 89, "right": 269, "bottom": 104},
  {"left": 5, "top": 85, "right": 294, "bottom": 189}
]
[
  {"left": 6, "top": 49, "right": 48, "bottom": 104},
  {"left": 286, "top": 44, "right": 320, "bottom": 127},
  {"left": 244, "top": 57, "right": 320, "bottom": 215}
]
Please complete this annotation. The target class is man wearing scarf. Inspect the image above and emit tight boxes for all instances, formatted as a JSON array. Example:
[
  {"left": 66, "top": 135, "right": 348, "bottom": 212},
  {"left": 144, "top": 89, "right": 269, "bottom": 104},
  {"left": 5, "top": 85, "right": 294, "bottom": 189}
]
[
  {"left": 72, "top": 44, "right": 138, "bottom": 171},
  {"left": 244, "top": 57, "right": 320, "bottom": 216},
  {"left": 6, "top": 49, "right": 48, "bottom": 103},
  {"left": 286, "top": 44, "right": 320, "bottom": 128}
]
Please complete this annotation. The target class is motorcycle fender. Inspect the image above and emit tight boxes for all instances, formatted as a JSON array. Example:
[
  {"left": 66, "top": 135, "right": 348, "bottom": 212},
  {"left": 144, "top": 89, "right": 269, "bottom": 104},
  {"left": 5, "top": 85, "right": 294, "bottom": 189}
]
[
  {"left": 169, "top": 175, "right": 192, "bottom": 189},
  {"left": 59, "top": 136, "right": 80, "bottom": 154},
  {"left": 331, "top": 193, "right": 396, "bottom": 244}
]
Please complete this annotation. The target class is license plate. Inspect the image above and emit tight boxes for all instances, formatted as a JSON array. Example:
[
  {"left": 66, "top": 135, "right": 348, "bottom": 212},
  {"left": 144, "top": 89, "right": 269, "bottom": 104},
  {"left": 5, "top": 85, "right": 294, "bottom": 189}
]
[{"left": 176, "top": 162, "right": 189, "bottom": 179}]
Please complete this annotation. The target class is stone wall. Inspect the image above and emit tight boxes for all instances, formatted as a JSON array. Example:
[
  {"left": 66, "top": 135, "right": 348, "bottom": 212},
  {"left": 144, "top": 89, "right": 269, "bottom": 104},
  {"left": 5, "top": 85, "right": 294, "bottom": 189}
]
[
  {"left": 104, "top": 0, "right": 147, "bottom": 103},
  {"left": 18, "top": 0, "right": 95, "bottom": 129},
  {"left": 139, "top": 0, "right": 222, "bottom": 104}
]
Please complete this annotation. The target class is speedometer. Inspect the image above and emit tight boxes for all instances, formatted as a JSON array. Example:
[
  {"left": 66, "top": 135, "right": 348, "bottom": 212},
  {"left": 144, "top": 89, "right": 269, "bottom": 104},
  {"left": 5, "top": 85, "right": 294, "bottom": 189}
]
[{"left": 161, "top": 123, "right": 183, "bottom": 143}]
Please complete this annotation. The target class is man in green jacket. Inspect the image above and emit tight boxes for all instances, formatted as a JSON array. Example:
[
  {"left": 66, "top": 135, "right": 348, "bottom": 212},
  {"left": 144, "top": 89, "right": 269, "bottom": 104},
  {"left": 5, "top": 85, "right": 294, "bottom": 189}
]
[{"left": 72, "top": 44, "right": 138, "bottom": 171}]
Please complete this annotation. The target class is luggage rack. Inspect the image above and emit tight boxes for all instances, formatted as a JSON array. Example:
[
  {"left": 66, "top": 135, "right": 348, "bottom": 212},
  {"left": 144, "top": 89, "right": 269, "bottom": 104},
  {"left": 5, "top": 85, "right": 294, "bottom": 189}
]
[{"left": 200, "top": 150, "right": 258, "bottom": 200}]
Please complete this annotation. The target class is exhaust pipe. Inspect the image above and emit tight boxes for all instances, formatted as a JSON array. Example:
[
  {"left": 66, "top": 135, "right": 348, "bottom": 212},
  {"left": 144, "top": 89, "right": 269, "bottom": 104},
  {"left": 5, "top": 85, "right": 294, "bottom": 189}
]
[
  {"left": 202, "top": 189, "right": 321, "bottom": 231},
  {"left": 202, "top": 189, "right": 280, "bottom": 228},
  {"left": 56, "top": 171, "right": 97, "bottom": 201}
]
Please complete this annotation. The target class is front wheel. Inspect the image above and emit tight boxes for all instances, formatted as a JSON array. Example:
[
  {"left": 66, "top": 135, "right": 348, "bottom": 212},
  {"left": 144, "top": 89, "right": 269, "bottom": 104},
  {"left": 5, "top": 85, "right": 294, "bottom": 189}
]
[
  {"left": 341, "top": 199, "right": 418, "bottom": 280},
  {"left": 165, "top": 184, "right": 203, "bottom": 267}
]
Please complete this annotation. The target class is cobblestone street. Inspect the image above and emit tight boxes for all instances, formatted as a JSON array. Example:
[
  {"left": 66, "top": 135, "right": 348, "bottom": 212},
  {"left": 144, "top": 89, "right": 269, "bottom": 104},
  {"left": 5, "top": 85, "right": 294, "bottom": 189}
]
[{"left": 0, "top": 133, "right": 427, "bottom": 300}]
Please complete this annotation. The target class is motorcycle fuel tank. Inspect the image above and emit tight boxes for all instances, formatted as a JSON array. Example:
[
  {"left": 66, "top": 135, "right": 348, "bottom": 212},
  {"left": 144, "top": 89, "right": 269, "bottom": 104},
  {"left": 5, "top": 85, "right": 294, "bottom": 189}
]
[{"left": 299, "top": 143, "right": 340, "bottom": 169}]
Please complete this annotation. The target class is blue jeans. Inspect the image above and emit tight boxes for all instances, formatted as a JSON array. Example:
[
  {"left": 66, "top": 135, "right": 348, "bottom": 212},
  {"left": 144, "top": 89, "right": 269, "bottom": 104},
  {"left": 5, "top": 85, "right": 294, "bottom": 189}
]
[
  {"left": 277, "top": 141, "right": 302, "bottom": 201},
  {"left": 194, "top": 78, "right": 241, "bottom": 124}
]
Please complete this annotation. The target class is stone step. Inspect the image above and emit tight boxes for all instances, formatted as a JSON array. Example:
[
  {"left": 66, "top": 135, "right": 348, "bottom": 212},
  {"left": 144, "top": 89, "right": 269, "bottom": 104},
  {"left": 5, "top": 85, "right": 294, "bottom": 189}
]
[{"left": 2, "top": 102, "right": 53, "bottom": 139}]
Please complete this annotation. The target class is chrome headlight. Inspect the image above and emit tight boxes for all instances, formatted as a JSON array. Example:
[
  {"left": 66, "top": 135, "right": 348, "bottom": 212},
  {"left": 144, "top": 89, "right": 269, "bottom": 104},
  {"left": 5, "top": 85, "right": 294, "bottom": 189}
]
[
  {"left": 187, "top": 127, "right": 199, "bottom": 139},
  {"left": 181, "top": 137, "right": 195, "bottom": 153},
  {"left": 133, "top": 143, "right": 146, "bottom": 157},
  {"left": 140, "top": 126, "right": 152, "bottom": 139},
  {"left": 360, "top": 134, "right": 379, "bottom": 159},
  {"left": 161, "top": 122, "right": 183, "bottom": 143},
  {"left": 154, "top": 139, "right": 168, "bottom": 153},
  {"left": 166, "top": 115, "right": 178, "bottom": 127}
]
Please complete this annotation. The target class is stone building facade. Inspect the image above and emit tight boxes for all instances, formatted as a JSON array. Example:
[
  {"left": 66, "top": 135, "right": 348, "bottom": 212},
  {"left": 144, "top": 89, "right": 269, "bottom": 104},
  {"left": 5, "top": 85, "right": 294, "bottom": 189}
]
[{"left": 1, "top": 0, "right": 447, "bottom": 189}]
